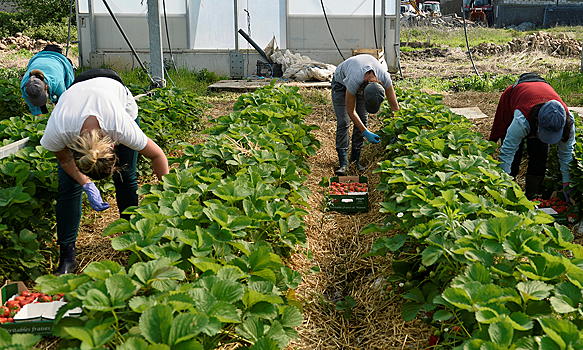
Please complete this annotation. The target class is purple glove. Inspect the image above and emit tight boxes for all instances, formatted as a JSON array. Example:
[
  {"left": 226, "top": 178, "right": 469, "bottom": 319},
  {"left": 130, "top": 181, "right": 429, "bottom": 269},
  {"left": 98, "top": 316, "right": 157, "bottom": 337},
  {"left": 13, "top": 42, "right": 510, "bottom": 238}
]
[
  {"left": 82, "top": 182, "right": 110, "bottom": 211},
  {"left": 563, "top": 183, "right": 574, "bottom": 204}
]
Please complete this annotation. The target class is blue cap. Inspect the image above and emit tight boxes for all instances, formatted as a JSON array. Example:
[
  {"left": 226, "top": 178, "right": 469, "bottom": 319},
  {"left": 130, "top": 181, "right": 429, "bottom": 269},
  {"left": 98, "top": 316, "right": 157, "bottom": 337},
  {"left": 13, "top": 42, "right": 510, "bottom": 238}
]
[{"left": 538, "top": 100, "right": 566, "bottom": 144}]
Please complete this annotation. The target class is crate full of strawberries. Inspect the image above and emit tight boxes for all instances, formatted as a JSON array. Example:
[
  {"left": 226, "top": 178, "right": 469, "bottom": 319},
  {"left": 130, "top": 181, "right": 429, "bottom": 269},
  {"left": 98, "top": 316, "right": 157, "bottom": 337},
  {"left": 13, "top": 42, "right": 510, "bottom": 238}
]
[
  {"left": 327, "top": 176, "right": 368, "bottom": 212},
  {"left": 0, "top": 281, "right": 81, "bottom": 335},
  {"left": 533, "top": 196, "right": 580, "bottom": 225}
]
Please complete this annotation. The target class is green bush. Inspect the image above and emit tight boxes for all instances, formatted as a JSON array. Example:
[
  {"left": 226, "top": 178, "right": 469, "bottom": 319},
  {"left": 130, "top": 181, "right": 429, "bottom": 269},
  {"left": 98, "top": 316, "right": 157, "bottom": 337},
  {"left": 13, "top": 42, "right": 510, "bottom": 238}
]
[
  {"left": 22, "top": 16, "right": 77, "bottom": 43},
  {"left": 0, "top": 11, "right": 27, "bottom": 38},
  {"left": 0, "top": 0, "right": 75, "bottom": 27},
  {"left": 0, "top": 78, "right": 28, "bottom": 121}
]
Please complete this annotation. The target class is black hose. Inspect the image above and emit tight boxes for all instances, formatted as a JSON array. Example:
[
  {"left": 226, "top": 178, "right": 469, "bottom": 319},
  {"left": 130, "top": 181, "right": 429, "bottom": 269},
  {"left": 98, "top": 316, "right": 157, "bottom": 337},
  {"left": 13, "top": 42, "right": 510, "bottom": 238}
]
[
  {"left": 238, "top": 29, "right": 273, "bottom": 63},
  {"left": 373, "top": 0, "right": 378, "bottom": 49},
  {"left": 102, "top": 0, "right": 157, "bottom": 86},
  {"left": 462, "top": 7, "right": 481, "bottom": 78},
  {"left": 320, "top": 0, "right": 345, "bottom": 60},
  {"left": 162, "top": 0, "right": 180, "bottom": 77}
]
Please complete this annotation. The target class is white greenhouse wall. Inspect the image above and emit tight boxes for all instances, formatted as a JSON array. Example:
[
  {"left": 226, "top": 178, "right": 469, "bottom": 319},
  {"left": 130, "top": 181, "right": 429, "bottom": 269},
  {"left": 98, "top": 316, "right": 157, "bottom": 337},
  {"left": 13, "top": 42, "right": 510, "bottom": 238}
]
[{"left": 76, "top": 0, "right": 401, "bottom": 77}]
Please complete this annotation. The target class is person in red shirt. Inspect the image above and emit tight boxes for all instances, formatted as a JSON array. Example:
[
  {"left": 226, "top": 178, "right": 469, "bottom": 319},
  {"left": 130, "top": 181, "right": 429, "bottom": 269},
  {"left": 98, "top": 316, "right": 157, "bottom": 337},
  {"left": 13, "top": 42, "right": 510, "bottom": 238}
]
[{"left": 489, "top": 73, "right": 575, "bottom": 200}]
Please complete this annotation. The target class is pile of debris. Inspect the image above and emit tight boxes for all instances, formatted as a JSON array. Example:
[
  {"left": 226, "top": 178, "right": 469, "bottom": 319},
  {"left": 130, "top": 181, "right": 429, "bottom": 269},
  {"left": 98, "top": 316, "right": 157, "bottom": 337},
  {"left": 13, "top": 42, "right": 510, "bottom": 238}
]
[
  {"left": 402, "top": 13, "right": 487, "bottom": 28},
  {"left": 472, "top": 31, "right": 582, "bottom": 57},
  {"left": 0, "top": 33, "right": 61, "bottom": 51}
]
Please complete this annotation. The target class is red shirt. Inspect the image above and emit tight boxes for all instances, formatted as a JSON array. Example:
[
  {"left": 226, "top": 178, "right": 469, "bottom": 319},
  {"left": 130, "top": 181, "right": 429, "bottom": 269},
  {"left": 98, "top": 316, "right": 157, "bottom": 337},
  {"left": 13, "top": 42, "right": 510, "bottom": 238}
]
[{"left": 489, "top": 81, "right": 569, "bottom": 141}]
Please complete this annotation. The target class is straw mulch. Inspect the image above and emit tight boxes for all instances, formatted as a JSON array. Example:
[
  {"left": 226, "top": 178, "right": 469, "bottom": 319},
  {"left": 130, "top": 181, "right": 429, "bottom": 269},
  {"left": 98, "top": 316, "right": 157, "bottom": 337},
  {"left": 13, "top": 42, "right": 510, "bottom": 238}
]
[{"left": 286, "top": 88, "right": 433, "bottom": 350}]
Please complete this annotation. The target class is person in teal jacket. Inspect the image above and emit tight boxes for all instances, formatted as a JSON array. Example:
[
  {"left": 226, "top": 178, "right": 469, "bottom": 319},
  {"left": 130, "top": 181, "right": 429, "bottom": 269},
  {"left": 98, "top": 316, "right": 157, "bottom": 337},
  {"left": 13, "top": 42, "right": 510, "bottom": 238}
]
[{"left": 20, "top": 45, "right": 75, "bottom": 116}]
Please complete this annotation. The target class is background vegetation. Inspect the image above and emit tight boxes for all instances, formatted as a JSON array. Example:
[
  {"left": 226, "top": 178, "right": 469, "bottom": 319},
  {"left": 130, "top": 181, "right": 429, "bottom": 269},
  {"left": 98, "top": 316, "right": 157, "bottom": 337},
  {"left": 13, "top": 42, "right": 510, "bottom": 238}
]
[{"left": 0, "top": 0, "right": 76, "bottom": 42}]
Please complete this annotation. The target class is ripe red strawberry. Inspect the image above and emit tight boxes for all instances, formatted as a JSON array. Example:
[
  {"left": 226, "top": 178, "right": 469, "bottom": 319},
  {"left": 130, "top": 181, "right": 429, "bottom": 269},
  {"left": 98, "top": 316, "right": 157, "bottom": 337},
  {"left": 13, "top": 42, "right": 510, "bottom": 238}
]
[
  {"left": 39, "top": 295, "right": 53, "bottom": 303},
  {"left": 428, "top": 334, "right": 439, "bottom": 347}
]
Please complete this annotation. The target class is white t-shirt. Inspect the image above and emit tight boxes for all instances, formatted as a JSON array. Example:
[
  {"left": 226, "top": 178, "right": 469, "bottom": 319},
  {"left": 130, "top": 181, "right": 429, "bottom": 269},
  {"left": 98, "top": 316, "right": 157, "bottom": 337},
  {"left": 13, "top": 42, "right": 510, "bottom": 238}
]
[
  {"left": 333, "top": 54, "right": 393, "bottom": 96},
  {"left": 41, "top": 77, "right": 148, "bottom": 153}
]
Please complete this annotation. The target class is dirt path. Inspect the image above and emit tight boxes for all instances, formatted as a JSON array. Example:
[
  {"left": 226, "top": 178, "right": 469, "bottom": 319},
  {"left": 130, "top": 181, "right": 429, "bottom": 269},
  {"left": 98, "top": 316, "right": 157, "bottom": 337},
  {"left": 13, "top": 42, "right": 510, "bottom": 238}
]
[{"left": 287, "top": 89, "right": 432, "bottom": 349}]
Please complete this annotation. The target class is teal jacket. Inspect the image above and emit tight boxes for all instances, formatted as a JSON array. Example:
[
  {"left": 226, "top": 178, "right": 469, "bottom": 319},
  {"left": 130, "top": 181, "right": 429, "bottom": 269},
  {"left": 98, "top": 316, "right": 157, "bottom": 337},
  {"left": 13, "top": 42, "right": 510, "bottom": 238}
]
[{"left": 20, "top": 51, "right": 75, "bottom": 115}]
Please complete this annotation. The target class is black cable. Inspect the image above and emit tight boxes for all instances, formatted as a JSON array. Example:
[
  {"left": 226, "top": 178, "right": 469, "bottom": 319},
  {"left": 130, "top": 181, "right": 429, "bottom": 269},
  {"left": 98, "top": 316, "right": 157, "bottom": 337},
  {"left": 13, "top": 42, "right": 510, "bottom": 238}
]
[
  {"left": 66, "top": 0, "right": 73, "bottom": 58},
  {"left": 102, "top": 0, "right": 157, "bottom": 87},
  {"left": 320, "top": 0, "right": 345, "bottom": 60},
  {"left": 162, "top": 0, "right": 180, "bottom": 77},
  {"left": 373, "top": 0, "right": 378, "bottom": 49},
  {"left": 462, "top": 7, "right": 481, "bottom": 78}
]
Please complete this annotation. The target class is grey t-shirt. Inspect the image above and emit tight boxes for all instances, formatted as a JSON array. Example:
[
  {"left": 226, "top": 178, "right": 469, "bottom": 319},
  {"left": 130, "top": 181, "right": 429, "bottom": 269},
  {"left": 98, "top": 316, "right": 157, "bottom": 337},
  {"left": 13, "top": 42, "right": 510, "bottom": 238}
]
[{"left": 333, "top": 54, "right": 392, "bottom": 95}]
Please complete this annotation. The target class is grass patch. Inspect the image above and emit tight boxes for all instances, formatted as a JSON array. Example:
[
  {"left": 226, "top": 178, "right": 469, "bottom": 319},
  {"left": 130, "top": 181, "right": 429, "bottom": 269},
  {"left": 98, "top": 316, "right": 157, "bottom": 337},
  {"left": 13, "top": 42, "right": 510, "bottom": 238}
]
[
  {"left": 77, "top": 65, "right": 228, "bottom": 96},
  {"left": 5, "top": 48, "right": 34, "bottom": 61},
  {"left": 300, "top": 87, "right": 330, "bottom": 106},
  {"left": 401, "top": 25, "right": 583, "bottom": 48},
  {"left": 400, "top": 26, "right": 518, "bottom": 48},
  {"left": 397, "top": 71, "right": 583, "bottom": 105}
]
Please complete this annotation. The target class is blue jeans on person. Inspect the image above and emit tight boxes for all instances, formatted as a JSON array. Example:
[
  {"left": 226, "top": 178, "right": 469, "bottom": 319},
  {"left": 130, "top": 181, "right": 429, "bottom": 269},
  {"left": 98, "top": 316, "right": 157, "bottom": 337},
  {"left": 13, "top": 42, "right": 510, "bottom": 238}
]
[
  {"left": 331, "top": 78, "right": 369, "bottom": 153},
  {"left": 56, "top": 118, "right": 140, "bottom": 246}
]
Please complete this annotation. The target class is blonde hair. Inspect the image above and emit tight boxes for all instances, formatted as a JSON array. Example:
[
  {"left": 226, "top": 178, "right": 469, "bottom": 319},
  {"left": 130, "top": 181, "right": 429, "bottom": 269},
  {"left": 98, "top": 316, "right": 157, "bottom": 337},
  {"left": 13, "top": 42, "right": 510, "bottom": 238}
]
[
  {"left": 29, "top": 69, "right": 45, "bottom": 82},
  {"left": 69, "top": 130, "right": 117, "bottom": 180}
]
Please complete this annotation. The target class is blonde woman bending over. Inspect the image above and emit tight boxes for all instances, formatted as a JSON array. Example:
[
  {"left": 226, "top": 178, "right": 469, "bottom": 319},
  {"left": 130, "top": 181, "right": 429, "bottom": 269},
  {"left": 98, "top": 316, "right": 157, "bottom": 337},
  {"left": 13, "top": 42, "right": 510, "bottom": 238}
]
[{"left": 40, "top": 68, "right": 169, "bottom": 276}]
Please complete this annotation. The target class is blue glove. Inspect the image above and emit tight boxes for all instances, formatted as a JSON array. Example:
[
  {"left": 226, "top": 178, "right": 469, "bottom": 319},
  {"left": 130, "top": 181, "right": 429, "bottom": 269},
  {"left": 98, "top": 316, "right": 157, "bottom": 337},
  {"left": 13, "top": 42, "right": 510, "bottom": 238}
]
[
  {"left": 563, "top": 183, "right": 574, "bottom": 204},
  {"left": 82, "top": 182, "right": 110, "bottom": 211},
  {"left": 364, "top": 129, "right": 381, "bottom": 144}
]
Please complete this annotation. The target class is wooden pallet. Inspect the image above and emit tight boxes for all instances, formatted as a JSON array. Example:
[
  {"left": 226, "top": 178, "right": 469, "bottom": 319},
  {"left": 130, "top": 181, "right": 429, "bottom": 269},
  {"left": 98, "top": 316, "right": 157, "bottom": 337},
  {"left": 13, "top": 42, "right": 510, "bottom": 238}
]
[{"left": 351, "top": 45, "right": 385, "bottom": 62}]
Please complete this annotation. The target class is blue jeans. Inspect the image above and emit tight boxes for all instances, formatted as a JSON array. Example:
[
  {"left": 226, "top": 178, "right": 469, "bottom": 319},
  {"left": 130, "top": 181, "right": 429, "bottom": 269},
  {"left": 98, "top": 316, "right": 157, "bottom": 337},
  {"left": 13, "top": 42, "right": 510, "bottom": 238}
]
[
  {"left": 331, "top": 79, "right": 369, "bottom": 152},
  {"left": 56, "top": 118, "right": 140, "bottom": 246}
]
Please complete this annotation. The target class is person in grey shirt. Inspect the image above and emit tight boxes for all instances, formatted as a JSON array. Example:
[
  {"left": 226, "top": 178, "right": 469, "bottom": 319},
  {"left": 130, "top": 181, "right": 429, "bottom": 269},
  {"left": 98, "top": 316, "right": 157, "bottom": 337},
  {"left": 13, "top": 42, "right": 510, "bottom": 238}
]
[{"left": 331, "top": 54, "right": 399, "bottom": 176}]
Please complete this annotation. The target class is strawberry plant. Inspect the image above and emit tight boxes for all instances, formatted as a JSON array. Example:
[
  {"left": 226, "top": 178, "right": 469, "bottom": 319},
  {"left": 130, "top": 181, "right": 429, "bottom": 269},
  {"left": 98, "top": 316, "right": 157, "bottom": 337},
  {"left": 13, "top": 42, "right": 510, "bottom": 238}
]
[
  {"left": 136, "top": 87, "right": 209, "bottom": 151},
  {"left": 0, "top": 77, "right": 28, "bottom": 121},
  {"left": 0, "top": 328, "right": 41, "bottom": 348},
  {"left": 35, "top": 245, "right": 303, "bottom": 349},
  {"left": 365, "top": 87, "right": 583, "bottom": 349}
]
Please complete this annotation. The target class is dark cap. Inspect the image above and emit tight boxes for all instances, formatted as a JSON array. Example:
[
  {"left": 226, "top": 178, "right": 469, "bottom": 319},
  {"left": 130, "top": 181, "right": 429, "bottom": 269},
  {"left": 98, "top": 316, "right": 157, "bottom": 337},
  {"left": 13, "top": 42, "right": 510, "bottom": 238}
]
[
  {"left": 364, "top": 82, "right": 385, "bottom": 114},
  {"left": 538, "top": 100, "right": 566, "bottom": 144},
  {"left": 25, "top": 76, "right": 47, "bottom": 107}
]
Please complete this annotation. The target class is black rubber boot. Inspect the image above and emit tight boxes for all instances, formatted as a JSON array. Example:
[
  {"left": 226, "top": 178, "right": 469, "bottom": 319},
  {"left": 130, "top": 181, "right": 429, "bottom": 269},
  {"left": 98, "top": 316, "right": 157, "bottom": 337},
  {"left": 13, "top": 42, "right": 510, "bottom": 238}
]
[
  {"left": 55, "top": 243, "right": 77, "bottom": 276},
  {"left": 525, "top": 174, "right": 545, "bottom": 200},
  {"left": 335, "top": 149, "right": 349, "bottom": 176},
  {"left": 350, "top": 148, "right": 366, "bottom": 172}
]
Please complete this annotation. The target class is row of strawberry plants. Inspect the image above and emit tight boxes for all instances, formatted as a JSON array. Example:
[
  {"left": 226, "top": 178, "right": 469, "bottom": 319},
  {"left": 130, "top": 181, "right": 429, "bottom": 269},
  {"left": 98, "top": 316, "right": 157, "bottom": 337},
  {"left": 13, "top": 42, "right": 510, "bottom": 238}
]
[
  {"left": 0, "top": 113, "right": 59, "bottom": 282},
  {"left": 367, "top": 88, "right": 583, "bottom": 349},
  {"left": 32, "top": 80, "right": 316, "bottom": 350}
]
